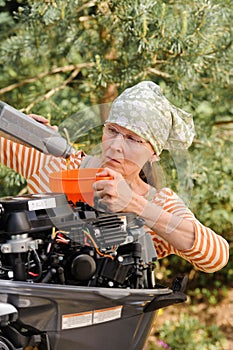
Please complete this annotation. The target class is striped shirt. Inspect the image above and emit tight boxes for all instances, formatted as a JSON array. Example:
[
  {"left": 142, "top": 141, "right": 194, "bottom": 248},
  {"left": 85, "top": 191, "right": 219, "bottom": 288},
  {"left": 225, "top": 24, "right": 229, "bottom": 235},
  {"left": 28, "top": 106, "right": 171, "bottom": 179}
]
[{"left": 0, "top": 137, "right": 229, "bottom": 273}]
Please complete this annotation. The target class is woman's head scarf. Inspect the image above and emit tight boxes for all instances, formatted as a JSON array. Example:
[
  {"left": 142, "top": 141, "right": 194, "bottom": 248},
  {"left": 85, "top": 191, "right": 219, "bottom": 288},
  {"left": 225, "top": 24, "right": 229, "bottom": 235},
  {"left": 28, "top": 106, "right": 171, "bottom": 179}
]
[{"left": 106, "top": 81, "right": 195, "bottom": 155}]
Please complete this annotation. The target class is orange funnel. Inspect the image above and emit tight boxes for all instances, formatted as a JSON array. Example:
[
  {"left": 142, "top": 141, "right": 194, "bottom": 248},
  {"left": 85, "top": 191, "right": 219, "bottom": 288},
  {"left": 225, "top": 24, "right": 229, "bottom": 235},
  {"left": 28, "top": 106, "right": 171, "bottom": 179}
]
[{"left": 49, "top": 168, "right": 111, "bottom": 206}]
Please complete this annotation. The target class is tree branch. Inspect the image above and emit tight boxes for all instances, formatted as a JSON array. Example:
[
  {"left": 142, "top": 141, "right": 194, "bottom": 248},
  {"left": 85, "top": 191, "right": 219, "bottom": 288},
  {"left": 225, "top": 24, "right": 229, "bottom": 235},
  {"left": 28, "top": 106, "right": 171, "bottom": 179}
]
[
  {"left": 0, "top": 62, "right": 94, "bottom": 96},
  {"left": 23, "top": 67, "right": 81, "bottom": 113},
  {"left": 214, "top": 120, "right": 233, "bottom": 126},
  {"left": 146, "top": 67, "right": 171, "bottom": 79}
]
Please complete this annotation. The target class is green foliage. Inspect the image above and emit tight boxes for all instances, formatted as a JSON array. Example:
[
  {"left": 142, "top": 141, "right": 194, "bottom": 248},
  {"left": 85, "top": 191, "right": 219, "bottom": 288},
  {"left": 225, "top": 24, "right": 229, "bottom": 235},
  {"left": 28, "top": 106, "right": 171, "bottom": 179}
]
[
  {"left": 190, "top": 102, "right": 233, "bottom": 236},
  {"left": 151, "top": 313, "right": 227, "bottom": 350},
  {"left": 0, "top": 164, "right": 26, "bottom": 196},
  {"left": 0, "top": 0, "right": 232, "bottom": 111}
]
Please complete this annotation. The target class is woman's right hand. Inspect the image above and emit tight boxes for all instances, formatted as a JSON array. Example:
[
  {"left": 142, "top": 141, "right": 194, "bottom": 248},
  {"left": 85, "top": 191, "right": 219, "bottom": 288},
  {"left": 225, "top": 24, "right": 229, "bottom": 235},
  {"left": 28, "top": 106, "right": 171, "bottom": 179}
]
[{"left": 29, "top": 114, "right": 58, "bottom": 131}]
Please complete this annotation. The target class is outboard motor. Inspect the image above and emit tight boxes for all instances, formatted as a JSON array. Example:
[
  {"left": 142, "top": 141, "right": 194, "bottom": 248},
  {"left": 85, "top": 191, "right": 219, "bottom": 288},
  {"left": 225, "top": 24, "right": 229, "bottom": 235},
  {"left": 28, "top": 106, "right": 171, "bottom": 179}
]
[{"left": 0, "top": 193, "right": 187, "bottom": 350}]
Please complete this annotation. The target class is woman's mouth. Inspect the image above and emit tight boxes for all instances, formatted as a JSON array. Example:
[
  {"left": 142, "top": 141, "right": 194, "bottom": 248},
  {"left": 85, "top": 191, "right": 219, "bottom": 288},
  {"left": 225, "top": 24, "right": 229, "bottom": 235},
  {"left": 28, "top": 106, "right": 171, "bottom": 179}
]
[{"left": 105, "top": 156, "right": 122, "bottom": 165}]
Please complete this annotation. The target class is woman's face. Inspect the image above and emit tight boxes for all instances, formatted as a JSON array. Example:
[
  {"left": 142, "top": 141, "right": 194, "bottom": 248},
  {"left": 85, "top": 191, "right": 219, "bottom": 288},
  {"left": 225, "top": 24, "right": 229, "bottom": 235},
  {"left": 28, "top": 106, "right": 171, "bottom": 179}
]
[{"left": 101, "top": 123, "right": 154, "bottom": 177}]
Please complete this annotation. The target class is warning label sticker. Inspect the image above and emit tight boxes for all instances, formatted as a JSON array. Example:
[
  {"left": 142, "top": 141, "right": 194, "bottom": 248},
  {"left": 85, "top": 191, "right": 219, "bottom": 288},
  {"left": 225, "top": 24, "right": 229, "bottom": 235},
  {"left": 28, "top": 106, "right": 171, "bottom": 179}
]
[
  {"left": 93, "top": 306, "right": 122, "bottom": 324},
  {"left": 62, "top": 311, "right": 92, "bottom": 330},
  {"left": 62, "top": 306, "right": 123, "bottom": 330}
]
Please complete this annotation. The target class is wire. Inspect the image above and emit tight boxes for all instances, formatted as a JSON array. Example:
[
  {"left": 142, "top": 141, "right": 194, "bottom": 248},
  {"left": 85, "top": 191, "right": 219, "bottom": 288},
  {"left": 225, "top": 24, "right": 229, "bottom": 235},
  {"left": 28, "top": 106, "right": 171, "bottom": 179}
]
[
  {"left": 82, "top": 229, "right": 114, "bottom": 260},
  {"left": 27, "top": 249, "right": 42, "bottom": 282},
  {"left": 47, "top": 229, "right": 70, "bottom": 253},
  {"left": 56, "top": 232, "right": 70, "bottom": 244}
]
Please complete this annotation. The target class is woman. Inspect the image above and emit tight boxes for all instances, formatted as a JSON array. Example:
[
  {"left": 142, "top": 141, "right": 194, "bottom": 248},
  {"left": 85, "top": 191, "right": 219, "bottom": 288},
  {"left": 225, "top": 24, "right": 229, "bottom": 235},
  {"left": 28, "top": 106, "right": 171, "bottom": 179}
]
[{"left": 0, "top": 81, "right": 229, "bottom": 273}]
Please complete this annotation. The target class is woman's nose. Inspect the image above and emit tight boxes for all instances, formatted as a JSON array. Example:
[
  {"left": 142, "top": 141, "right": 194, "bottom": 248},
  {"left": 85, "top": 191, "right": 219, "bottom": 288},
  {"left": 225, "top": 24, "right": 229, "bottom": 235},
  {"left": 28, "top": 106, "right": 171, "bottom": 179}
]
[{"left": 109, "top": 133, "right": 124, "bottom": 151}]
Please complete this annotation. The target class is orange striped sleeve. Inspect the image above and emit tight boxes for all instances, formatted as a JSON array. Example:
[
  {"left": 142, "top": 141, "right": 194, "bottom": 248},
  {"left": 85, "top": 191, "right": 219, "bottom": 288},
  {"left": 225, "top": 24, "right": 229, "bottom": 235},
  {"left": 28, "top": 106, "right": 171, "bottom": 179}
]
[
  {"left": 0, "top": 137, "right": 52, "bottom": 179},
  {"left": 0, "top": 136, "right": 84, "bottom": 193},
  {"left": 174, "top": 221, "right": 229, "bottom": 273},
  {"left": 27, "top": 151, "right": 84, "bottom": 193},
  {"left": 149, "top": 187, "right": 229, "bottom": 273}
]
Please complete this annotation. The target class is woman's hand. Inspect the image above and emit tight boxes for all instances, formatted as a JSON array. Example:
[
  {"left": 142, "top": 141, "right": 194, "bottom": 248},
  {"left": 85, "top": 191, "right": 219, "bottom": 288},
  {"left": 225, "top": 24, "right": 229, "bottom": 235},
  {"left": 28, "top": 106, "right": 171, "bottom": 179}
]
[
  {"left": 93, "top": 167, "right": 134, "bottom": 213},
  {"left": 29, "top": 114, "right": 58, "bottom": 131}
]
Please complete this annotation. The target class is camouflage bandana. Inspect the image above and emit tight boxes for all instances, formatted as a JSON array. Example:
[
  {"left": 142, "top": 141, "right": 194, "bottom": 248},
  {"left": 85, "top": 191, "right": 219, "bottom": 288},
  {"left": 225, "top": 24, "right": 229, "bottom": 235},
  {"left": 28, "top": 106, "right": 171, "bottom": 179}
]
[{"left": 106, "top": 81, "right": 195, "bottom": 155}]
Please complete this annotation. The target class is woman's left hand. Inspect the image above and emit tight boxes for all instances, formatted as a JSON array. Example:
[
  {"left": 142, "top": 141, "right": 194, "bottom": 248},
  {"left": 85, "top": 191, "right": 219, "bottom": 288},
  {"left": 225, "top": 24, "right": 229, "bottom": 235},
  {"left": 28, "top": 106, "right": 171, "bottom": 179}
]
[
  {"left": 29, "top": 114, "right": 58, "bottom": 131},
  {"left": 93, "top": 167, "right": 133, "bottom": 212}
]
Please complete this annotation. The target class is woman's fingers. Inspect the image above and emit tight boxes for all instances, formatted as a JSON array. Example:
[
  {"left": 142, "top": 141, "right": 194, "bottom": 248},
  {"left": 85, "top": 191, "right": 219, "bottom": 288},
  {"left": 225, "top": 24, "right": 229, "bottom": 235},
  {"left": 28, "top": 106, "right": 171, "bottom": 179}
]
[
  {"left": 96, "top": 167, "right": 118, "bottom": 179},
  {"left": 93, "top": 176, "right": 133, "bottom": 213},
  {"left": 29, "top": 114, "right": 50, "bottom": 123},
  {"left": 29, "top": 114, "right": 58, "bottom": 131}
]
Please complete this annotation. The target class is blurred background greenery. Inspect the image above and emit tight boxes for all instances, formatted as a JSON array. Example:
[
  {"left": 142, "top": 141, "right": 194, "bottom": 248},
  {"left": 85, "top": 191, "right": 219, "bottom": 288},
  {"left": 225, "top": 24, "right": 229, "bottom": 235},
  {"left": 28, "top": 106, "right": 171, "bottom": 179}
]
[{"left": 0, "top": 0, "right": 232, "bottom": 347}]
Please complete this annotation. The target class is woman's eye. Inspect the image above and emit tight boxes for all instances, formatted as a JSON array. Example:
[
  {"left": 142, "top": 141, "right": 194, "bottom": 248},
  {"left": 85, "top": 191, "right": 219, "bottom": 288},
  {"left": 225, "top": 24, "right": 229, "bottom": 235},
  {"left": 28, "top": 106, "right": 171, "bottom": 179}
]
[
  {"left": 126, "top": 135, "right": 141, "bottom": 143},
  {"left": 109, "top": 127, "right": 118, "bottom": 135}
]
